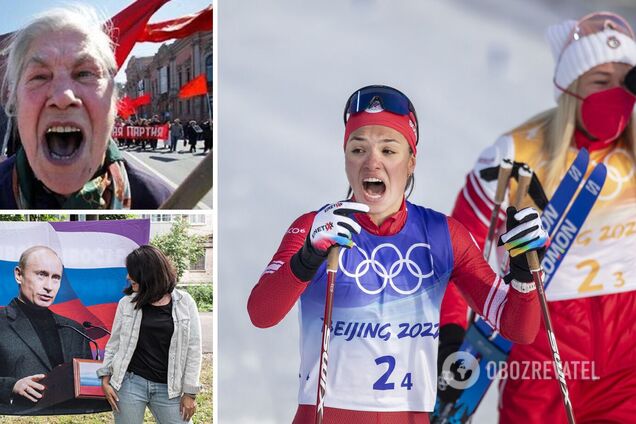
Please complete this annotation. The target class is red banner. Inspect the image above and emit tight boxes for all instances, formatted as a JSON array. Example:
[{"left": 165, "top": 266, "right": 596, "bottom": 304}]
[
  {"left": 132, "top": 94, "right": 151, "bottom": 107},
  {"left": 139, "top": 5, "right": 213, "bottom": 42},
  {"left": 116, "top": 96, "right": 136, "bottom": 119},
  {"left": 113, "top": 124, "right": 169, "bottom": 139},
  {"left": 110, "top": 0, "right": 170, "bottom": 69},
  {"left": 179, "top": 75, "right": 208, "bottom": 99}
]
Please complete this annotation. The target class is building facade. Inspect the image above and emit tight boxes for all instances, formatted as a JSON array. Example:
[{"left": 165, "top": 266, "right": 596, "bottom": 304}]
[
  {"left": 146, "top": 214, "right": 213, "bottom": 285},
  {"left": 124, "top": 31, "right": 213, "bottom": 123}
]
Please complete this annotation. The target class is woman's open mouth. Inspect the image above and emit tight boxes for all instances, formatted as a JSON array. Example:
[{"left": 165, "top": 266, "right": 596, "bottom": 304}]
[
  {"left": 363, "top": 177, "right": 386, "bottom": 199},
  {"left": 44, "top": 125, "right": 83, "bottom": 161}
]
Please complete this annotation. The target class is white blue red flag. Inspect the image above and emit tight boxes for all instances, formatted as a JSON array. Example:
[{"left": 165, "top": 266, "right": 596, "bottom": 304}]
[{"left": 0, "top": 219, "right": 150, "bottom": 355}]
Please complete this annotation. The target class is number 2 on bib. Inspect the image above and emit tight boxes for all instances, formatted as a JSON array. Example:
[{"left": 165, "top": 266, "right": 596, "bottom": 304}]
[{"left": 373, "top": 355, "right": 413, "bottom": 391}]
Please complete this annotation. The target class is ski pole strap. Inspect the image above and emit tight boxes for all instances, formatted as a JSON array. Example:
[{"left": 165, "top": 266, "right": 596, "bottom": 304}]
[{"left": 480, "top": 161, "right": 548, "bottom": 210}]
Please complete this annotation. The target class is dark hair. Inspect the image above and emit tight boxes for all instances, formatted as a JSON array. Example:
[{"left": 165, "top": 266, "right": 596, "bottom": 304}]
[{"left": 124, "top": 245, "right": 176, "bottom": 309}]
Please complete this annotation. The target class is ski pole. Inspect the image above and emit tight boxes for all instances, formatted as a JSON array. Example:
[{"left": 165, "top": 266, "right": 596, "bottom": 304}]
[
  {"left": 315, "top": 246, "right": 340, "bottom": 424},
  {"left": 483, "top": 159, "right": 514, "bottom": 261},
  {"left": 470, "top": 159, "right": 513, "bottom": 326},
  {"left": 500, "top": 164, "right": 533, "bottom": 274},
  {"left": 526, "top": 251, "right": 576, "bottom": 424}
]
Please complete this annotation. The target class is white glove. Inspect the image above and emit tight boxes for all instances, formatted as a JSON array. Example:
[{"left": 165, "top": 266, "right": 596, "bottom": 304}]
[{"left": 310, "top": 201, "right": 369, "bottom": 253}]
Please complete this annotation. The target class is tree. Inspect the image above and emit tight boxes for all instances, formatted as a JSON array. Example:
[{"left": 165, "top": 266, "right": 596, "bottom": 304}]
[
  {"left": 0, "top": 214, "right": 67, "bottom": 221},
  {"left": 151, "top": 217, "right": 207, "bottom": 282}
]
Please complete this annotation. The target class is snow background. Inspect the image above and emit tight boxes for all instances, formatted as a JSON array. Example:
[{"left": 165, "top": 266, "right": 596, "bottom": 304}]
[{"left": 218, "top": 1, "right": 636, "bottom": 422}]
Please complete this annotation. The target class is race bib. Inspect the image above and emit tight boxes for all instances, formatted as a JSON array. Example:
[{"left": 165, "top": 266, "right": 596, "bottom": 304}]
[{"left": 547, "top": 205, "right": 636, "bottom": 301}]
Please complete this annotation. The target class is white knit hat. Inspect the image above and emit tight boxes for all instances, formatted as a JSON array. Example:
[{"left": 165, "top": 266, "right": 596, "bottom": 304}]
[{"left": 546, "top": 16, "right": 636, "bottom": 101}]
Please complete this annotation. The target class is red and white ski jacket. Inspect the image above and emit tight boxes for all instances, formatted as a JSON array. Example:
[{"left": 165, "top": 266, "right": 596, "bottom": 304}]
[
  {"left": 441, "top": 126, "right": 636, "bottom": 381},
  {"left": 248, "top": 199, "right": 540, "bottom": 420}
]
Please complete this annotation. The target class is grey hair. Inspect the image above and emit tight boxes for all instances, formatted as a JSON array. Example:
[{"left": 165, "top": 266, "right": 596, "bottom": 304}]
[{"left": 1, "top": 3, "right": 118, "bottom": 117}]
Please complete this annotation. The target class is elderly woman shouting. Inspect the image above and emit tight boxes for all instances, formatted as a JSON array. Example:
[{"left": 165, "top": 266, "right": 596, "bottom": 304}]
[{"left": 0, "top": 5, "right": 172, "bottom": 209}]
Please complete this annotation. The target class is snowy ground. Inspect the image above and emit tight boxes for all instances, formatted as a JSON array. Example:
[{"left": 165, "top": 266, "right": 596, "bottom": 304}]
[{"left": 218, "top": 1, "right": 636, "bottom": 422}]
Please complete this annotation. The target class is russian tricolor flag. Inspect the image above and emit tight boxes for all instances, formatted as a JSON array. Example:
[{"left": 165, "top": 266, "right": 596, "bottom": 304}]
[{"left": 0, "top": 219, "right": 150, "bottom": 357}]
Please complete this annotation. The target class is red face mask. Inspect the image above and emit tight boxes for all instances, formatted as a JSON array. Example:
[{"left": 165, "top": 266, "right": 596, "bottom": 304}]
[{"left": 579, "top": 86, "right": 635, "bottom": 146}]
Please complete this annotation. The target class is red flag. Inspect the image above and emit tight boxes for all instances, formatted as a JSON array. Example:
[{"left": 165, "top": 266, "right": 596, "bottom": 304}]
[
  {"left": 116, "top": 96, "right": 136, "bottom": 119},
  {"left": 139, "top": 5, "right": 213, "bottom": 43},
  {"left": 110, "top": 0, "right": 170, "bottom": 69},
  {"left": 179, "top": 75, "right": 208, "bottom": 99},
  {"left": 132, "top": 94, "right": 151, "bottom": 107}
]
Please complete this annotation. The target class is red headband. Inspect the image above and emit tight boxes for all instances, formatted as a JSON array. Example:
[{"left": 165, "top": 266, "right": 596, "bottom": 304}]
[{"left": 343, "top": 110, "right": 418, "bottom": 155}]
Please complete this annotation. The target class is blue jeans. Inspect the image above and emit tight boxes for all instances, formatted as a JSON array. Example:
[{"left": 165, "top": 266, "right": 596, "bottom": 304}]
[{"left": 114, "top": 372, "right": 191, "bottom": 424}]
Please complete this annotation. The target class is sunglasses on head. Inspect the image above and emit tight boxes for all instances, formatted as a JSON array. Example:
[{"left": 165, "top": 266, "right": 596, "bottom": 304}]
[
  {"left": 343, "top": 85, "right": 419, "bottom": 142},
  {"left": 566, "top": 12, "right": 634, "bottom": 49}
]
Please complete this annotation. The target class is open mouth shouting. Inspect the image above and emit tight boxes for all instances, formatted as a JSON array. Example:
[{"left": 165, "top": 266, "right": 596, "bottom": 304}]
[
  {"left": 363, "top": 177, "right": 386, "bottom": 199},
  {"left": 44, "top": 124, "right": 84, "bottom": 162}
]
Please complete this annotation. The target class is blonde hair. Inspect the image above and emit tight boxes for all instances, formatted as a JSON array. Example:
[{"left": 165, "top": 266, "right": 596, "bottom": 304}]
[{"left": 508, "top": 79, "right": 636, "bottom": 195}]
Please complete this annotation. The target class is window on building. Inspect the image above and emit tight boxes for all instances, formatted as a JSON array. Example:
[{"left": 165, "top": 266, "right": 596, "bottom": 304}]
[
  {"left": 151, "top": 215, "right": 177, "bottom": 223},
  {"left": 189, "top": 253, "right": 206, "bottom": 271},
  {"left": 205, "top": 55, "right": 213, "bottom": 84},
  {"left": 189, "top": 215, "right": 206, "bottom": 225}
]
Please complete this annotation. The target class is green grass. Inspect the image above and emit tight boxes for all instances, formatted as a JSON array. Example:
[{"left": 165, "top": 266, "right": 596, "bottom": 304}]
[{"left": 0, "top": 353, "right": 213, "bottom": 423}]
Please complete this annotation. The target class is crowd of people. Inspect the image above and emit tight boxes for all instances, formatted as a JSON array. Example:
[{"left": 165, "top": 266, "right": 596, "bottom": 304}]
[{"left": 114, "top": 115, "right": 213, "bottom": 154}]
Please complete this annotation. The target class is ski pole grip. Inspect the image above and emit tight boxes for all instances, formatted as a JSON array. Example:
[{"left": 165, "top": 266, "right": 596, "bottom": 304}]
[
  {"left": 494, "top": 159, "right": 514, "bottom": 204},
  {"left": 326, "top": 246, "right": 340, "bottom": 272},
  {"left": 514, "top": 165, "right": 533, "bottom": 208},
  {"left": 526, "top": 250, "right": 541, "bottom": 273}
]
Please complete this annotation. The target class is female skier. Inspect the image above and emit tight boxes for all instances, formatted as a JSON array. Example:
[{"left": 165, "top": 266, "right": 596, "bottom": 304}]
[
  {"left": 249, "top": 85, "right": 547, "bottom": 423},
  {"left": 439, "top": 12, "right": 636, "bottom": 423}
]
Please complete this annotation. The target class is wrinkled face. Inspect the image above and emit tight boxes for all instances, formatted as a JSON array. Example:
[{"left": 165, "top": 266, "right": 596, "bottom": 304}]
[
  {"left": 15, "top": 249, "right": 63, "bottom": 308},
  {"left": 345, "top": 125, "right": 416, "bottom": 224},
  {"left": 576, "top": 62, "right": 632, "bottom": 130},
  {"left": 16, "top": 29, "right": 115, "bottom": 196}
]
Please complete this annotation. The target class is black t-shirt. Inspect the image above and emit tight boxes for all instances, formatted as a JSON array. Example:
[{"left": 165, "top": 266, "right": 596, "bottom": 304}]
[{"left": 127, "top": 301, "right": 174, "bottom": 384}]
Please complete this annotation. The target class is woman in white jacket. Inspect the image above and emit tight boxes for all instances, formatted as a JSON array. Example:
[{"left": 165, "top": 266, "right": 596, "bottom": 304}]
[{"left": 97, "top": 245, "right": 202, "bottom": 424}]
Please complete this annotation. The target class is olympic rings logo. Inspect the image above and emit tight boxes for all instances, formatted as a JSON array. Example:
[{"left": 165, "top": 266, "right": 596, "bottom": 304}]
[
  {"left": 596, "top": 149, "right": 635, "bottom": 201},
  {"left": 338, "top": 243, "right": 434, "bottom": 295}
]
